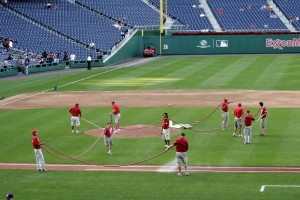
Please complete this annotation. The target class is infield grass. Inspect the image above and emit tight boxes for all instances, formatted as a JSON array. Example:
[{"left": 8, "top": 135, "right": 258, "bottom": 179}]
[
  {"left": 1, "top": 55, "right": 300, "bottom": 199},
  {"left": 0, "top": 170, "right": 299, "bottom": 200}
]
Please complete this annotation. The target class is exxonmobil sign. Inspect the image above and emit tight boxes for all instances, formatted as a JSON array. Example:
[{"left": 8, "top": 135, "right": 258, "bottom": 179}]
[{"left": 266, "top": 38, "right": 300, "bottom": 50}]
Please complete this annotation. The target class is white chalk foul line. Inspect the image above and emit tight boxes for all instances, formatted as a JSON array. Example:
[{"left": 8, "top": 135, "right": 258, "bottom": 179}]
[
  {"left": 81, "top": 117, "right": 102, "bottom": 128},
  {"left": 260, "top": 185, "right": 300, "bottom": 192},
  {"left": 0, "top": 58, "right": 152, "bottom": 108}
]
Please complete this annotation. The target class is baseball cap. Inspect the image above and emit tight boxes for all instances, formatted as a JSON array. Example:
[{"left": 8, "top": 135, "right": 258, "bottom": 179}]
[
  {"left": 111, "top": 101, "right": 115, "bottom": 103},
  {"left": 32, "top": 130, "right": 37, "bottom": 135},
  {"left": 246, "top": 110, "right": 250, "bottom": 113},
  {"left": 224, "top": 98, "right": 228, "bottom": 101},
  {"left": 238, "top": 103, "right": 242, "bottom": 106},
  {"left": 6, "top": 194, "right": 13, "bottom": 199}
]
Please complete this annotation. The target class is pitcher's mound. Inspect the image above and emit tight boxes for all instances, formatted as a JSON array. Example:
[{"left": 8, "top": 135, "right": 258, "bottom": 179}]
[{"left": 84, "top": 125, "right": 181, "bottom": 138}]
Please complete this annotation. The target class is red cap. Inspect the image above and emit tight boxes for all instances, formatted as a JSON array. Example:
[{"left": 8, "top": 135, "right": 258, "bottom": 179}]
[
  {"left": 238, "top": 103, "right": 242, "bottom": 106},
  {"left": 246, "top": 110, "right": 250, "bottom": 113},
  {"left": 224, "top": 98, "right": 228, "bottom": 102},
  {"left": 32, "top": 130, "right": 37, "bottom": 135},
  {"left": 111, "top": 101, "right": 115, "bottom": 104}
]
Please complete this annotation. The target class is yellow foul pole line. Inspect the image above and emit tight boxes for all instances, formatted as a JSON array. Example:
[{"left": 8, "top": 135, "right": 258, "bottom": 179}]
[{"left": 159, "top": 0, "right": 163, "bottom": 55}]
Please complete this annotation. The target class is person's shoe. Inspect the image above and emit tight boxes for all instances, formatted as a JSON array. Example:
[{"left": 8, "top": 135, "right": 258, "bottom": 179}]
[
  {"left": 108, "top": 150, "right": 112, "bottom": 155},
  {"left": 177, "top": 173, "right": 182, "bottom": 176},
  {"left": 72, "top": 130, "right": 74, "bottom": 134},
  {"left": 233, "top": 133, "right": 237, "bottom": 137},
  {"left": 76, "top": 130, "right": 79, "bottom": 134},
  {"left": 42, "top": 169, "right": 47, "bottom": 172},
  {"left": 37, "top": 169, "right": 42, "bottom": 172},
  {"left": 185, "top": 172, "right": 190, "bottom": 176},
  {"left": 238, "top": 134, "right": 242, "bottom": 137}
]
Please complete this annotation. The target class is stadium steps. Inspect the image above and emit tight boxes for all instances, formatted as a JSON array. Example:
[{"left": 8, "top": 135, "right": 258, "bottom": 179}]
[
  {"left": 200, "top": 0, "right": 223, "bottom": 32},
  {"left": 268, "top": 0, "right": 296, "bottom": 32},
  {"left": 141, "top": 0, "right": 184, "bottom": 30},
  {"left": 102, "top": 29, "right": 138, "bottom": 64}
]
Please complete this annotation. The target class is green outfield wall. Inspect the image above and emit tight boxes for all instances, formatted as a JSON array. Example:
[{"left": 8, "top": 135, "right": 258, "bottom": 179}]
[{"left": 136, "top": 32, "right": 300, "bottom": 55}]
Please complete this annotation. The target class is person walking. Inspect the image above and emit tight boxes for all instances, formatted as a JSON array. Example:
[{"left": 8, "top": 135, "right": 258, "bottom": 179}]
[
  {"left": 244, "top": 110, "right": 255, "bottom": 144},
  {"left": 69, "top": 103, "right": 82, "bottom": 134},
  {"left": 221, "top": 98, "right": 232, "bottom": 131},
  {"left": 110, "top": 101, "right": 121, "bottom": 134},
  {"left": 259, "top": 102, "right": 267, "bottom": 136},
  {"left": 32, "top": 130, "right": 46, "bottom": 172},
  {"left": 103, "top": 122, "right": 114, "bottom": 155},
  {"left": 161, "top": 112, "right": 171, "bottom": 149},
  {"left": 233, "top": 103, "right": 244, "bottom": 137},
  {"left": 87, "top": 55, "right": 92, "bottom": 70},
  {"left": 168, "top": 133, "right": 189, "bottom": 176}
]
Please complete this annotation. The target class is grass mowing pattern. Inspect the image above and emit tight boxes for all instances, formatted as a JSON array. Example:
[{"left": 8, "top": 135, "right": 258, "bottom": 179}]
[{"left": 1, "top": 55, "right": 300, "bottom": 199}]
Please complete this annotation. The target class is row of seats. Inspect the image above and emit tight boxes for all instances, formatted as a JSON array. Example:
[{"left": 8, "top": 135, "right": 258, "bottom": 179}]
[
  {"left": 273, "top": 0, "right": 300, "bottom": 30},
  {"left": 0, "top": 7, "right": 97, "bottom": 60},
  {"left": 8, "top": 0, "right": 122, "bottom": 53},
  {"left": 78, "top": 0, "right": 160, "bottom": 27},
  {"left": 148, "top": 0, "right": 213, "bottom": 30},
  {"left": 207, "top": 0, "right": 288, "bottom": 31},
  {"left": 2, "top": 0, "right": 299, "bottom": 65}
]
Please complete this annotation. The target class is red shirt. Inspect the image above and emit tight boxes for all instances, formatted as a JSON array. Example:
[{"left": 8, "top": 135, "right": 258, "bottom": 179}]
[
  {"left": 69, "top": 106, "right": 81, "bottom": 117},
  {"left": 173, "top": 137, "right": 189, "bottom": 152},
  {"left": 234, "top": 106, "right": 244, "bottom": 118},
  {"left": 104, "top": 127, "right": 112, "bottom": 137},
  {"left": 244, "top": 113, "right": 255, "bottom": 126},
  {"left": 260, "top": 107, "right": 267, "bottom": 118},
  {"left": 32, "top": 136, "right": 41, "bottom": 149},
  {"left": 162, "top": 118, "right": 170, "bottom": 129},
  {"left": 112, "top": 104, "right": 120, "bottom": 115},
  {"left": 221, "top": 102, "right": 230, "bottom": 112}
]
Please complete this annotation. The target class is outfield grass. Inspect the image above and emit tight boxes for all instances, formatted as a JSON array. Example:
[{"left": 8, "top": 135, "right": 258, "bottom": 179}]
[
  {"left": 1, "top": 55, "right": 300, "bottom": 98},
  {"left": 1, "top": 55, "right": 300, "bottom": 199}
]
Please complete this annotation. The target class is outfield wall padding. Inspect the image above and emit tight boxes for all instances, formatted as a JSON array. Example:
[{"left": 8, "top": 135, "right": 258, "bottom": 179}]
[{"left": 136, "top": 32, "right": 300, "bottom": 55}]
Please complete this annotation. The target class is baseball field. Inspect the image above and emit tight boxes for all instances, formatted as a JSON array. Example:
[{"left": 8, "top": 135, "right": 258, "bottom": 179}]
[{"left": 1, "top": 55, "right": 300, "bottom": 199}]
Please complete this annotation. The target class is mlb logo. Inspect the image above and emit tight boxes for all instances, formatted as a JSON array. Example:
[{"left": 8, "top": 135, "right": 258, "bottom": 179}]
[{"left": 216, "top": 40, "right": 228, "bottom": 47}]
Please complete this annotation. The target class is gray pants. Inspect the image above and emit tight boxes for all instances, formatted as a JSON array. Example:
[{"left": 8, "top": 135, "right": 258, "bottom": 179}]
[
  {"left": 34, "top": 149, "right": 45, "bottom": 170},
  {"left": 222, "top": 112, "right": 229, "bottom": 130},
  {"left": 244, "top": 126, "right": 252, "bottom": 144}
]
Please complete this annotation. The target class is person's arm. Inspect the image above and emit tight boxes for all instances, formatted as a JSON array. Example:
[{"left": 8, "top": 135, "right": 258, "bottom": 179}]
[
  {"left": 166, "top": 144, "right": 174, "bottom": 150},
  {"left": 110, "top": 108, "right": 115, "bottom": 115}
]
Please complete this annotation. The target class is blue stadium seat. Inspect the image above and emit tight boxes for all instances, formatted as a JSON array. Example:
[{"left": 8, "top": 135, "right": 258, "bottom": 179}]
[
  {"left": 273, "top": 0, "right": 300, "bottom": 31},
  {"left": 207, "top": 0, "right": 289, "bottom": 31}
]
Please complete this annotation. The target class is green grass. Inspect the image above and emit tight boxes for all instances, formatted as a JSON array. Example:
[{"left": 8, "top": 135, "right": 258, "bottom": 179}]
[
  {"left": 1, "top": 55, "right": 300, "bottom": 98},
  {"left": 1, "top": 170, "right": 299, "bottom": 200},
  {"left": 1, "top": 55, "right": 300, "bottom": 199}
]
